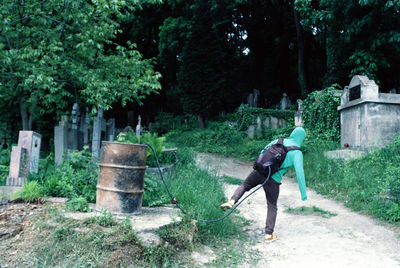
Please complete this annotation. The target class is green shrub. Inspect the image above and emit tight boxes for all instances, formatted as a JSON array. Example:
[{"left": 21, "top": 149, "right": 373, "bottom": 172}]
[
  {"left": 66, "top": 197, "right": 91, "bottom": 212},
  {"left": 14, "top": 181, "right": 44, "bottom": 202},
  {"left": 302, "top": 84, "right": 341, "bottom": 141},
  {"left": 142, "top": 172, "right": 169, "bottom": 207},
  {"left": 0, "top": 147, "right": 10, "bottom": 186},
  {"left": 303, "top": 136, "right": 400, "bottom": 223},
  {"left": 30, "top": 150, "right": 98, "bottom": 202},
  {"left": 150, "top": 112, "right": 197, "bottom": 133}
]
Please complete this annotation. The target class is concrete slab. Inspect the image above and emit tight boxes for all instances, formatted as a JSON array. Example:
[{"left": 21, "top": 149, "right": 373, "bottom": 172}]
[
  {"left": 0, "top": 186, "right": 23, "bottom": 200},
  {"left": 324, "top": 149, "right": 366, "bottom": 161},
  {"left": 63, "top": 204, "right": 181, "bottom": 246}
]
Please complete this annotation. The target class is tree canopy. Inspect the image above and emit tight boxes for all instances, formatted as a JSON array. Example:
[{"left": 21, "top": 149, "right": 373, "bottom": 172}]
[
  {"left": 1, "top": 0, "right": 399, "bottom": 140},
  {"left": 0, "top": 0, "right": 161, "bottom": 135}
]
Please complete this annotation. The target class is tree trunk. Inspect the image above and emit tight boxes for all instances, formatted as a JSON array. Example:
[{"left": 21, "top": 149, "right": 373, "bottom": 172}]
[
  {"left": 293, "top": 4, "right": 307, "bottom": 98},
  {"left": 19, "top": 97, "right": 30, "bottom": 130},
  {"left": 198, "top": 114, "right": 205, "bottom": 129},
  {"left": 324, "top": 26, "right": 339, "bottom": 86}
]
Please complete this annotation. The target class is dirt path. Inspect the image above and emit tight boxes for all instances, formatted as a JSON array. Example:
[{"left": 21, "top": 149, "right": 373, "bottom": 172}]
[{"left": 196, "top": 153, "right": 400, "bottom": 268}]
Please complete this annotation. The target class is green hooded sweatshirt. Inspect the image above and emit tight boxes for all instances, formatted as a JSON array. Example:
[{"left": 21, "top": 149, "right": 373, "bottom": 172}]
[{"left": 262, "top": 127, "right": 307, "bottom": 201}]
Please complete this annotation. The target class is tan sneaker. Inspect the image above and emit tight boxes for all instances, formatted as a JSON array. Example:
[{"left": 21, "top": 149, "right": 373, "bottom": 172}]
[
  {"left": 220, "top": 200, "right": 235, "bottom": 211},
  {"left": 265, "top": 234, "right": 278, "bottom": 243}
]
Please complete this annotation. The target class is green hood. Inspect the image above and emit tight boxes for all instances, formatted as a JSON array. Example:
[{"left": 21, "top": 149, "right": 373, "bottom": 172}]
[{"left": 287, "top": 127, "right": 306, "bottom": 147}]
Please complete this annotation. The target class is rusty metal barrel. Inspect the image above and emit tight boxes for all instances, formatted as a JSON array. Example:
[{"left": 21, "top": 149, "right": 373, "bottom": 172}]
[{"left": 96, "top": 141, "right": 147, "bottom": 214}]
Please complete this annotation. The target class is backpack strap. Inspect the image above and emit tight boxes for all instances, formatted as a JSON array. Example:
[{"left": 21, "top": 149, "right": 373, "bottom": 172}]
[
  {"left": 277, "top": 138, "right": 284, "bottom": 145},
  {"left": 278, "top": 138, "right": 300, "bottom": 151},
  {"left": 285, "top": 146, "right": 300, "bottom": 151}
]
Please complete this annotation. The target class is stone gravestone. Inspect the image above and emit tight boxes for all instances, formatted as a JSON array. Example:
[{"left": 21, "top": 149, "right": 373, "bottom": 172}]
[
  {"left": 294, "top": 99, "right": 304, "bottom": 126},
  {"left": 92, "top": 109, "right": 116, "bottom": 161},
  {"left": 256, "top": 116, "right": 262, "bottom": 139},
  {"left": 54, "top": 116, "right": 69, "bottom": 165},
  {"left": 338, "top": 75, "right": 400, "bottom": 150},
  {"left": 1, "top": 131, "right": 41, "bottom": 199},
  {"left": 136, "top": 115, "right": 142, "bottom": 138},
  {"left": 280, "top": 93, "right": 291, "bottom": 110},
  {"left": 80, "top": 107, "right": 90, "bottom": 146},
  {"left": 247, "top": 89, "right": 260, "bottom": 107},
  {"left": 247, "top": 125, "right": 255, "bottom": 139}
]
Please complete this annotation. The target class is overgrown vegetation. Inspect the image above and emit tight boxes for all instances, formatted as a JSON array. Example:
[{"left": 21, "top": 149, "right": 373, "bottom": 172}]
[
  {"left": 302, "top": 85, "right": 342, "bottom": 142},
  {"left": 29, "top": 149, "right": 98, "bottom": 203},
  {"left": 0, "top": 147, "right": 10, "bottom": 185},
  {"left": 303, "top": 137, "right": 400, "bottom": 223},
  {"left": 165, "top": 107, "right": 296, "bottom": 161}
]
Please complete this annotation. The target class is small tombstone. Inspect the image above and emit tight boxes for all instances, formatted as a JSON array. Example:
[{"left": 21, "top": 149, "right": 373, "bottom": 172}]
[
  {"left": 270, "top": 116, "right": 279, "bottom": 129},
  {"left": 247, "top": 125, "right": 255, "bottom": 139},
  {"left": 55, "top": 122, "right": 68, "bottom": 165},
  {"left": 247, "top": 89, "right": 260, "bottom": 107},
  {"left": 253, "top": 89, "right": 260, "bottom": 107},
  {"left": 80, "top": 107, "right": 90, "bottom": 146},
  {"left": 297, "top": 99, "right": 303, "bottom": 111},
  {"left": 247, "top": 93, "right": 254, "bottom": 107},
  {"left": 136, "top": 115, "right": 142, "bottom": 138},
  {"left": 263, "top": 117, "right": 271, "bottom": 129},
  {"left": 280, "top": 93, "right": 291, "bottom": 110},
  {"left": 92, "top": 109, "right": 107, "bottom": 161},
  {"left": 295, "top": 99, "right": 304, "bottom": 127},
  {"left": 278, "top": 118, "right": 287, "bottom": 128},
  {"left": 69, "top": 103, "right": 80, "bottom": 150},
  {"left": 255, "top": 116, "right": 262, "bottom": 139}
]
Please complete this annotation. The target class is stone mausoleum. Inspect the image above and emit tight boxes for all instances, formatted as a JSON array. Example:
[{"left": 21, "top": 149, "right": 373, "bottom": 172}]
[{"left": 338, "top": 75, "right": 400, "bottom": 151}]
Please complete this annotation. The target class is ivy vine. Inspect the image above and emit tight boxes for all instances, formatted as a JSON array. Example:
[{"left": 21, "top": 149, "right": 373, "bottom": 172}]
[{"left": 302, "top": 84, "right": 342, "bottom": 141}]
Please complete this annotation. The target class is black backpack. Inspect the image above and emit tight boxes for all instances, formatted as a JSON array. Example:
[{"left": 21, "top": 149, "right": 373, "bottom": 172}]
[{"left": 253, "top": 138, "right": 300, "bottom": 177}]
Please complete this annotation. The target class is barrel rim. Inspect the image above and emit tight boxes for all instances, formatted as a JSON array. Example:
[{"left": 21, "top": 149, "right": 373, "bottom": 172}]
[{"left": 101, "top": 141, "right": 148, "bottom": 147}]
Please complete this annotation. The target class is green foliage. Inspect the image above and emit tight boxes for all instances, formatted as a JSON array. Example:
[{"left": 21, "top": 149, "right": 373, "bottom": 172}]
[
  {"left": 117, "top": 131, "right": 165, "bottom": 167},
  {"left": 0, "top": 147, "right": 10, "bottom": 186},
  {"left": 142, "top": 172, "right": 169, "bottom": 207},
  {"left": 166, "top": 118, "right": 295, "bottom": 161},
  {"left": 66, "top": 197, "right": 91, "bottom": 212},
  {"left": 0, "top": 0, "right": 161, "bottom": 134},
  {"left": 302, "top": 85, "right": 342, "bottom": 141},
  {"left": 295, "top": 0, "right": 400, "bottom": 86},
  {"left": 149, "top": 112, "right": 198, "bottom": 134},
  {"left": 303, "top": 136, "right": 400, "bottom": 223},
  {"left": 15, "top": 181, "right": 44, "bottom": 203},
  {"left": 84, "top": 210, "right": 118, "bottom": 227},
  {"left": 30, "top": 150, "right": 97, "bottom": 202}
]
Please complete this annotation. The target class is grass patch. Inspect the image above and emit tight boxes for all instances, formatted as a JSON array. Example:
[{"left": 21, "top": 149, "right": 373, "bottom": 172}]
[
  {"left": 303, "top": 137, "right": 400, "bottom": 223},
  {"left": 284, "top": 206, "right": 337, "bottom": 218},
  {"left": 222, "top": 175, "right": 243, "bottom": 185}
]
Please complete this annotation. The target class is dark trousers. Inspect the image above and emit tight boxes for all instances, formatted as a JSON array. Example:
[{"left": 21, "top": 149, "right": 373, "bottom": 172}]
[{"left": 231, "top": 170, "right": 280, "bottom": 235}]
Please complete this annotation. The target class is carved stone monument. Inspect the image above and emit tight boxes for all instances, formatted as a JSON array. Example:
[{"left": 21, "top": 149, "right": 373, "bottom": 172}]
[
  {"left": 338, "top": 75, "right": 400, "bottom": 150},
  {"left": 1, "top": 131, "right": 41, "bottom": 199},
  {"left": 294, "top": 99, "right": 303, "bottom": 127}
]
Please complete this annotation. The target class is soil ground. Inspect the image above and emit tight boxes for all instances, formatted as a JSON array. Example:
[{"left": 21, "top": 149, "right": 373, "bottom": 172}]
[{"left": 196, "top": 153, "right": 400, "bottom": 268}]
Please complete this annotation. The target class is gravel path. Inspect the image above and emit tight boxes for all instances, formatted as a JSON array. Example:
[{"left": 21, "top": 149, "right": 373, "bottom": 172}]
[{"left": 196, "top": 153, "right": 400, "bottom": 268}]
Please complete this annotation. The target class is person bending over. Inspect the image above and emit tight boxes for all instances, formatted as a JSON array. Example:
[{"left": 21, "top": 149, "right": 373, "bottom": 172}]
[{"left": 220, "top": 127, "right": 307, "bottom": 242}]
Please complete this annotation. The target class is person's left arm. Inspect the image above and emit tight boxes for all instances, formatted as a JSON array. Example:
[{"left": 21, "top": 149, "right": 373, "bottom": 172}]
[{"left": 293, "top": 151, "right": 307, "bottom": 201}]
